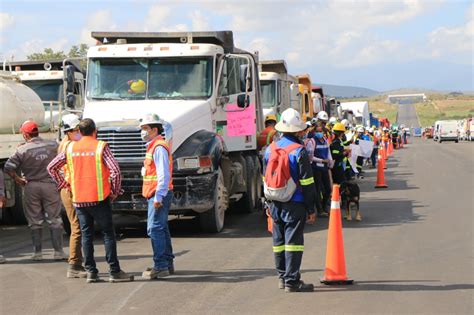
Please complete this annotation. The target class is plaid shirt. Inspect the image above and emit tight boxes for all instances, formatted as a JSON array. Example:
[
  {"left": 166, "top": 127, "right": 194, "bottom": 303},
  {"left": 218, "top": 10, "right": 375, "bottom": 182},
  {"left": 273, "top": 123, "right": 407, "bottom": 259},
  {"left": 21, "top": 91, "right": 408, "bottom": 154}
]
[{"left": 47, "top": 143, "right": 123, "bottom": 208}]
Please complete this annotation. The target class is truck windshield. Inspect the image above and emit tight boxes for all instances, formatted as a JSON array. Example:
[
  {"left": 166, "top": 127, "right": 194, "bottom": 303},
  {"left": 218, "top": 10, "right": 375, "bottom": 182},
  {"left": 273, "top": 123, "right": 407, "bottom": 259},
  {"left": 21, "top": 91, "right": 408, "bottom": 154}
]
[
  {"left": 260, "top": 80, "right": 276, "bottom": 108},
  {"left": 87, "top": 57, "right": 213, "bottom": 100},
  {"left": 24, "top": 79, "right": 62, "bottom": 102}
]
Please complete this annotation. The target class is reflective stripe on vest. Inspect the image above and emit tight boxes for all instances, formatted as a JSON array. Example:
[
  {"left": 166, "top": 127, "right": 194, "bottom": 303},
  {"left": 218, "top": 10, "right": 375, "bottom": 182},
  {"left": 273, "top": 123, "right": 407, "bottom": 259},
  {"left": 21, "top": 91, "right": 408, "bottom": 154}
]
[{"left": 142, "top": 137, "right": 173, "bottom": 199}]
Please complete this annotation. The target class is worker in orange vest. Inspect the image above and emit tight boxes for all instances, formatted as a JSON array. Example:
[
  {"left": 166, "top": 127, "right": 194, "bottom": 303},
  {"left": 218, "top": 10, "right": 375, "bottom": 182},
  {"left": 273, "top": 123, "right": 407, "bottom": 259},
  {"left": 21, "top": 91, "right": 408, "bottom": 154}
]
[
  {"left": 48, "top": 118, "right": 134, "bottom": 283},
  {"left": 257, "top": 114, "right": 278, "bottom": 150},
  {"left": 139, "top": 113, "right": 175, "bottom": 280}
]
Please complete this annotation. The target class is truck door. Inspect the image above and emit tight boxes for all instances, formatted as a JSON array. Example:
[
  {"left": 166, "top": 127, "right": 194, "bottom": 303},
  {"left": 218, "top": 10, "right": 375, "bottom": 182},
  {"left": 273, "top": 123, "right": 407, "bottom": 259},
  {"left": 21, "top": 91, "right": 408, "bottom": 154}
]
[{"left": 215, "top": 54, "right": 257, "bottom": 152}]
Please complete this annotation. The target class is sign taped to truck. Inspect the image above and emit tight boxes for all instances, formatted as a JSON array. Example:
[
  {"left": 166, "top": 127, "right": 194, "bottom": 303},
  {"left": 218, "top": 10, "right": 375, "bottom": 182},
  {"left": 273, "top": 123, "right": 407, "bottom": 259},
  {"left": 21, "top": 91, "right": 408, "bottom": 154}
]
[{"left": 226, "top": 103, "right": 256, "bottom": 136}]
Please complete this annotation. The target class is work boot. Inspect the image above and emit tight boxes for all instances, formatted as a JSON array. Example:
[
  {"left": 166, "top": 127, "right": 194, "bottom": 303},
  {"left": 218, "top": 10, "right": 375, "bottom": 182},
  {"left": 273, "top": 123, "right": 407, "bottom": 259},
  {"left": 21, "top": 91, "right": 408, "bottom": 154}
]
[
  {"left": 67, "top": 265, "right": 87, "bottom": 278},
  {"left": 285, "top": 280, "right": 314, "bottom": 293},
  {"left": 86, "top": 272, "right": 99, "bottom": 283},
  {"left": 0, "top": 255, "right": 6, "bottom": 264},
  {"left": 50, "top": 228, "right": 68, "bottom": 261},
  {"left": 169, "top": 264, "right": 175, "bottom": 275},
  {"left": 345, "top": 211, "right": 352, "bottom": 221},
  {"left": 109, "top": 270, "right": 135, "bottom": 283},
  {"left": 142, "top": 267, "right": 169, "bottom": 280},
  {"left": 31, "top": 229, "right": 43, "bottom": 261},
  {"left": 278, "top": 278, "right": 285, "bottom": 289},
  {"left": 355, "top": 212, "right": 362, "bottom": 221}
]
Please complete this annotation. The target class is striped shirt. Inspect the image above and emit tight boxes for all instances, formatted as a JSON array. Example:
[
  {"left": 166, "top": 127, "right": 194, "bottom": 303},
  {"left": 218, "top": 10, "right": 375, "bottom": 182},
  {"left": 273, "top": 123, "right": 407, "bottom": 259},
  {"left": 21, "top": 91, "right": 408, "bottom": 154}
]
[{"left": 47, "top": 143, "right": 123, "bottom": 208}]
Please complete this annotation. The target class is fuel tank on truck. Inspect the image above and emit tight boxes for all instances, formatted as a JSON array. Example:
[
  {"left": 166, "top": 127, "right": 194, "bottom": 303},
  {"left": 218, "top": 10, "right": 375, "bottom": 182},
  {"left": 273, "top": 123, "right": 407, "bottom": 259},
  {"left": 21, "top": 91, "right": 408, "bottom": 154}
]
[{"left": 0, "top": 71, "right": 45, "bottom": 133}]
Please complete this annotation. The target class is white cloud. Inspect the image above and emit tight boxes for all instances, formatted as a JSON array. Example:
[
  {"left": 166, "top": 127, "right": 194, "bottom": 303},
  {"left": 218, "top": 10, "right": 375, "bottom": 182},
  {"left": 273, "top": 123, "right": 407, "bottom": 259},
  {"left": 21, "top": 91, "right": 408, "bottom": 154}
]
[
  {"left": 190, "top": 10, "right": 211, "bottom": 31},
  {"left": 0, "top": 12, "right": 14, "bottom": 31},
  {"left": 144, "top": 4, "right": 171, "bottom": 31},
  {"left": 80, "top": 10, "right": 117, "bottom": 45}
]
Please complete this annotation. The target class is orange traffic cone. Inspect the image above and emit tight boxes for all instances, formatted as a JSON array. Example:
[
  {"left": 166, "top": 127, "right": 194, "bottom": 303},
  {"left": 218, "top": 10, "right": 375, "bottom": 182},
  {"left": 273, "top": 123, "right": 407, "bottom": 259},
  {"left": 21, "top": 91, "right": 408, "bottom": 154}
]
[
  {"left": 388, "top": 140, "right": 394, "bottom": 155},
  {"left": 375, "top": 153, "right": 388, "bottom": 188},
  {"left": 321, "top": 184, "right": 354, "bottom": 285}
]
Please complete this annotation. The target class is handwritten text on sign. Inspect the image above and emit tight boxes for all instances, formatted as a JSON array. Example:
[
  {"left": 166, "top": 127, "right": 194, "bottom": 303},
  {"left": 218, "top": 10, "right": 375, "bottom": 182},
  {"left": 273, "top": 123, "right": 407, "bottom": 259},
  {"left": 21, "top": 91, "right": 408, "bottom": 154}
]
[{"left": 226, "top": 104, "right": 256, "bottom": 137}]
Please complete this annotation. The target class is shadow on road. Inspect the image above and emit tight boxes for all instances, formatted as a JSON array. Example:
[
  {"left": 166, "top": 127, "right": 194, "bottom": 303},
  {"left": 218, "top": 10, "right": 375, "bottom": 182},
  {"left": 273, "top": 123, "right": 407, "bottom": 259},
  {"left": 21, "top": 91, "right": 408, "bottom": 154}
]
[{"left": 315, "top": 280, "right": 474, "bottom": 292}]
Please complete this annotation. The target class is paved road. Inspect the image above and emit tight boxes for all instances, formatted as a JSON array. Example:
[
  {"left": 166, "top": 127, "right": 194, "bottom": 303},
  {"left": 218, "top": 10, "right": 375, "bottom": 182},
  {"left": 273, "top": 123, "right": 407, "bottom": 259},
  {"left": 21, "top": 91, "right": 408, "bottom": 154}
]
[
  {"left": 397, "top": 102, "right": 420, "bottom": 128},
  {"left": 1, "top": 111, "right": 473, "bottom": 314}
]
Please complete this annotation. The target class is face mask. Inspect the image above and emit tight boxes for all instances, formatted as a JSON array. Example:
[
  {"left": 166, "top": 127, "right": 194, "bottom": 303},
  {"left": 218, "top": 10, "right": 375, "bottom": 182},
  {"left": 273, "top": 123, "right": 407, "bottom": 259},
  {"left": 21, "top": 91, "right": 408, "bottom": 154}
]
[
  {"left": 141, "top": 129, "right": 152, "bottom": 142},
  {"left": 72, "top": 132, "right": 82, "bottom": 141},
  {"left": 315, "top": 132, "right": 324, "bottom": 139},
  {"left": 301, "top": 133, "right": 308, "bottom": 140}
]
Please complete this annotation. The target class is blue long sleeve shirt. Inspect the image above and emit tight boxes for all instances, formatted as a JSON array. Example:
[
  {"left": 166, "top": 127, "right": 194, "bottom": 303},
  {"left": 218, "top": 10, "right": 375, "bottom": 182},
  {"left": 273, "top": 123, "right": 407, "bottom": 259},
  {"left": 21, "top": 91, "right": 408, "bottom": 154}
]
[{"left": 151, "top": 145, "right": 171, "bottom": 203}]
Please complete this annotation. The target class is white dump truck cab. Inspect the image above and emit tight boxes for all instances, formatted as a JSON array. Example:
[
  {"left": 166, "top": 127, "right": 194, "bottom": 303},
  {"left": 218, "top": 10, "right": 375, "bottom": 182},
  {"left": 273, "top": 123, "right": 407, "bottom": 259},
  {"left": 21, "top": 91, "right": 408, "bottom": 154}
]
[
  {"left": 259, "top": 60, "right": 294, "bottom": 119},
  {"left": 10, "top": 59, "right": 85, "bottom": 130},
  {"left": 78, "top": 31, "right": 264, "bottom": 232}
]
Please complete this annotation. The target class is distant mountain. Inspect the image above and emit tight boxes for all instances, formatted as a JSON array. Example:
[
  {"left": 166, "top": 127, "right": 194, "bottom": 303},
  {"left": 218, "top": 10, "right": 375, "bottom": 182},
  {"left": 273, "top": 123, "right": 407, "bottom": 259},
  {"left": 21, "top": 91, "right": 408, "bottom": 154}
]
[{"left": 315, "top": 83, "right": 380, "bottom": 98}]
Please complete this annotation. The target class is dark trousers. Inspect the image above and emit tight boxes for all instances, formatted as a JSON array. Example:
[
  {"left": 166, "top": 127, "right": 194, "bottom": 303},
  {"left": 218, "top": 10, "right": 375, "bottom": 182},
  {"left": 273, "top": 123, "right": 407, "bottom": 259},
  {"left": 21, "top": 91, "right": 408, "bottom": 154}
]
[
  {"left": 356, "top": 156, "right": 364, "bottom": 174},
  {"left": 270, "top": 202, "right": 306, "bottom": 287},
  {"left": 371, "top": 148, "right": 378, "bottom": 167},
  {"left": 76, "top": 198, "right": 120, "bottom": 274},
  {"left": 332, "top": 165, "right": 346, "bottom": 185},
  {"left": 314, "top": 168, "right": 331, "bottom": 212}
]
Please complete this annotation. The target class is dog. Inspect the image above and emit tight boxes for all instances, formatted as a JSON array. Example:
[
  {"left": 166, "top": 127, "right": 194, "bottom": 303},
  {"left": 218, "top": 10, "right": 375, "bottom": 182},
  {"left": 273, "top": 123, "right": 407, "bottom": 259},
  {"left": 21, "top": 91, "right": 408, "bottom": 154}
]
[{"left": 340, "top": 180, "right": 361, "bottom": 221}]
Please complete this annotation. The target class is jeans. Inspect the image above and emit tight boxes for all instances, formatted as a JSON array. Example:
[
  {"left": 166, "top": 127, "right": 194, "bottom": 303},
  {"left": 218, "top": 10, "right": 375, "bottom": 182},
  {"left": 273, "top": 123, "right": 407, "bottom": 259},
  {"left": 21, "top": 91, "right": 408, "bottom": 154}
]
[
  {"left": 75, "top": 198, "right": 120, "bottom": 274},
  {"left": 314, "top": 168, "right": 331, "bottom": 212},
  {"left": 147, "top": 191, "right": 174, "bottom": 270}
]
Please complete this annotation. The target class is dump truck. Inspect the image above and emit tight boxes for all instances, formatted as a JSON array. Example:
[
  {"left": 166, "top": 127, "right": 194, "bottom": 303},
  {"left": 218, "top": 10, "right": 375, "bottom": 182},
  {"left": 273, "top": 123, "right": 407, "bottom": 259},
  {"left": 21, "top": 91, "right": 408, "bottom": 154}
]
[
  {"left": 258, "top": 60, "right": 296, "bottom": 119},
  {"left": 72, "top": 31, "right": 264, "bottom": 232},
  {"left": 10, "top": 59, "right": 85, "bottom": 129},
  {"left": 340, "top": 101, "right": 370, "bottom": 127},
  {"left": 294, "top": 74, "right": 313, "bottom": 121}
]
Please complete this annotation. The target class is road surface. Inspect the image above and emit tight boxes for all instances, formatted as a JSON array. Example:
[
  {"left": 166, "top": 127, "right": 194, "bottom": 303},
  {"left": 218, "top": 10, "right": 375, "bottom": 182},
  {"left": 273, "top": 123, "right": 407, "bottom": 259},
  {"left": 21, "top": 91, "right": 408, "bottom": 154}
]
[{"left": 1, "top": 105, "right": 473, "bottom": 314}]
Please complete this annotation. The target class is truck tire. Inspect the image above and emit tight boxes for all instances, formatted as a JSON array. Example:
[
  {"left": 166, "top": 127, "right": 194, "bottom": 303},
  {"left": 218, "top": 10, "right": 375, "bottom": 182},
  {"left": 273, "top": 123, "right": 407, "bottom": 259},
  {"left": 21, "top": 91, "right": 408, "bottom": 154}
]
[
  {"left": 200, "top": 168, "right": 228, "bottom": 233},
  {"left": 237, "top": 155, "right": 261, "bottom": 213}
]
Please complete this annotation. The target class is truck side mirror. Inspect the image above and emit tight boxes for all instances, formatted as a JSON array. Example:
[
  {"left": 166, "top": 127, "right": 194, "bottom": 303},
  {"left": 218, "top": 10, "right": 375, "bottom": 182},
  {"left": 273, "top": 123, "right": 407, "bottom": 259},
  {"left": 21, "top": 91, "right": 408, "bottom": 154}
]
[
  {"left": 65, "top": 65, "right": 75, "bottom": 93},
  {"left": 239, "top": 64, "right": 251, "bottom": 93},
  {"left": 237, "top": 94, "right": 249, "bottom": 108},
  {"left": 66, "top": 93, "right": 75, "bottom": 109}
]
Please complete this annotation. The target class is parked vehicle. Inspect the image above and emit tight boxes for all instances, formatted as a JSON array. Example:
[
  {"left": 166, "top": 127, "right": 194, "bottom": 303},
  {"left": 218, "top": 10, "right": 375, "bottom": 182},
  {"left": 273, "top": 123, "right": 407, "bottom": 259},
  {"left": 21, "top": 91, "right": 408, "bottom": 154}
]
[
  {"left": 73, "top": 31, "right": 264, "bottom": 232},
  {"left": 462, "top": 117, "right": 473, "bottom": 141},
  {"left": 294, "top": 74, "right": 314, "bottom": 121},
  {"left": 340, "top": 101, "right": 369, "bottom": 127},
  {"left": 259, "top": 60, "right": 295, "bottom": 119},
  {"left": 423, "top": 127, "right": 433, "bottom": 139},
  {"left": 413, "top": 127, "right": 422, "bottom": 137},
  {"left": 434, "top": 120, "right": 459, "bottom": 143}
]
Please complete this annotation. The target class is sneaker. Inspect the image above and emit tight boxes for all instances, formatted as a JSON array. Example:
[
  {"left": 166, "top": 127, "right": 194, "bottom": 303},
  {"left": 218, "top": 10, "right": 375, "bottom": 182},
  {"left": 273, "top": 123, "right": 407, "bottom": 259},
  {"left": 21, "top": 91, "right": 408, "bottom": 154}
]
[
  {"left": 285, "top": 280, "right": 314, "bottom": 293},
  {"left": 278, "top": 278, "right": 285, "bottom": 289},
  {"left": 53, "top": 251, "right": 68, "bottom": 261},
  {"left": 109, "top": 270, "right": 134, "bottom": 283},
  {"left": 86, "top": 272, "right": 99, "bottom": 283},
  {"left": 67, "top": 265, "right": 87, "bottom": 278},
  {"left": 31, "top": 252, "right": 43, "bottom": 261},
  {"left": 355, "top": 212, "right": 362, "bottom": 221},
  {"left": 317, "top": 211, "right": 329, "bottom": 218},
  {"left": 142, "top": 267, "right": 169, "bottom": 280},
  {"left": 345, "top": 212, "right": 352, "bottom": 221},
  {"left": 0, "top": 255, "right": 6, "bottom": 264}
]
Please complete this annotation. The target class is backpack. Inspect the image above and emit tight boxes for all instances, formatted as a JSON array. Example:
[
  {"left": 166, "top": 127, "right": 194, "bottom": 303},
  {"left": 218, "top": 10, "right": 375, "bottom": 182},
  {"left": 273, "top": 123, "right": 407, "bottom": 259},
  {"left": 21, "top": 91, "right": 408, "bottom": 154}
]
[{"left": 264, "top": 142, "right": 302, "bottom": 202}]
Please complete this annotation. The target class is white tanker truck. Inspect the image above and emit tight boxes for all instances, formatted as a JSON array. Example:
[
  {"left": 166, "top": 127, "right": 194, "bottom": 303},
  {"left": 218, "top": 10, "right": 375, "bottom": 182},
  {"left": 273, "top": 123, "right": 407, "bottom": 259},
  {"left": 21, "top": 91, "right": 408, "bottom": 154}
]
[{"left": 0, "top": 71, "right": 58, "bottom": 224}]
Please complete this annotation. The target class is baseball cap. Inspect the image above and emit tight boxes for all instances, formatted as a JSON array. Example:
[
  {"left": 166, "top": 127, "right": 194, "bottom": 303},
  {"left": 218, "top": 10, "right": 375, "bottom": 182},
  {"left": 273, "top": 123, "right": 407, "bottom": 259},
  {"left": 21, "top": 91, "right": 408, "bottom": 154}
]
[{"left": 20, "top": 120, "right": 38, "bottom": 134}]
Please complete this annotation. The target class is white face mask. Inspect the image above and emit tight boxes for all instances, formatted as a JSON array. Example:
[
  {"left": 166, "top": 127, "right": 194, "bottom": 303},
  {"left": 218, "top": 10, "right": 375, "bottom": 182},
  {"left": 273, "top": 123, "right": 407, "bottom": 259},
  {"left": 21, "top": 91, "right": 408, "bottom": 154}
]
[{"left": 141, "top": 129, "right": 152, "bottom": 142}]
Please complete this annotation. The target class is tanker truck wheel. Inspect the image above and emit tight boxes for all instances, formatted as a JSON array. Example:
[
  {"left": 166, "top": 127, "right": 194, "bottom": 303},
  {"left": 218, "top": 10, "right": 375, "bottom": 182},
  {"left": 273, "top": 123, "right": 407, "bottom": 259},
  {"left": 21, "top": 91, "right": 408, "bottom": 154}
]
[
  {"left": 237, "top": 155, "right": 261, "bottom": 213},
  {"left": 200, "top": 168, "right": 228, "bottom": 233}
]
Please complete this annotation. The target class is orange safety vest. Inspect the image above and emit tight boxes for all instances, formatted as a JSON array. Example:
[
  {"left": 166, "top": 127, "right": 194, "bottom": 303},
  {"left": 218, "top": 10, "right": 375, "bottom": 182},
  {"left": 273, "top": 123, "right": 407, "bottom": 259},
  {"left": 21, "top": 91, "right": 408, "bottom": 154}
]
[
  {"left": 257, "top": 126, "right": 277, "bottom": 149},
  {"left": 142, "top": 136, "right": 174, "bottom": 199},
  {"left": 66, "top": 136, "right": 111, "bottom": 203}
]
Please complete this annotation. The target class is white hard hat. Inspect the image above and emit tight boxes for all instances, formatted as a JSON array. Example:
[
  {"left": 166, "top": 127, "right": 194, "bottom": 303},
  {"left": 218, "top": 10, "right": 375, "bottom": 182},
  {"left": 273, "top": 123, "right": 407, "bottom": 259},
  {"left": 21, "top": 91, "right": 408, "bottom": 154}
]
[
  {"left": 357, "top": 126, "right": 365, "bottom": 133},
  {"left": 139, "top": 113, "right": 164, "bottom": 127},
  {"left": 317, "top": 111, "right": 329, "bottom": 122},
  {"left": 329, "top": 117, "right": 337, "bottom": 124},
  {"left": 341, "top": 119, "right": 349, "bottom": 127},
  {"left": 275, "top": 108, "right": 307, "bottom": 133},
  {"left": 311, "top": 117, "right": 318, "bottom": 125},
  {"left": 368, "top": 127, "right": 374, "bottom": 133},
  {"left": 61, "top": 114, "right": 80, "bottom": 132},
  {"left": 306, "top": 121, "right": 312, "bottom": 128}
]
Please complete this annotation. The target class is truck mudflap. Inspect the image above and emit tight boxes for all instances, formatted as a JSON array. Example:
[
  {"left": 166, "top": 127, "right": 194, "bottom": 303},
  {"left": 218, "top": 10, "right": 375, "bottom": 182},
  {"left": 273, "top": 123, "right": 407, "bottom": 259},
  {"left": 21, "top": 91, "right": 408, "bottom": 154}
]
[{"left": 170, "top": 172, "right": 217, "bottom": 214}]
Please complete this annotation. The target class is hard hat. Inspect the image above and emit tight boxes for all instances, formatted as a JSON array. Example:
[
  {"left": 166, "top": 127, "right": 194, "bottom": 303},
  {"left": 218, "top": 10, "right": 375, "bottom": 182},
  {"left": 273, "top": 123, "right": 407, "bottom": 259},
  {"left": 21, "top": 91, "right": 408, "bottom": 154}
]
[
  {"left": 128, "top": 79, "right": 146, "bottom": 94},
  {"left": 329, "top": 117, "right": 337, "bottom": 124},
  {"left": 317, "top": 111, "right": 329, "bottom": 122},
  {"left": 265, "top": 114, "right": 277, "bottom": 123},
  {"left": 275, "top": 108, "right": 307, "bottom": 133},
  {"left": 61, "top": 114, "right": 80, "bottom": 132},
  {"left": 305, "top": 121, "right": 312, "bottom": 128},
  {"left": 20, "top": 120, "right": 38, "bottom": 134},
  {"left": 357, "top": 126, "right": 365, "bottom": 133},
  {"left": 341, "top": 119, "right": 349, "bottom": 127},
  {"left": 311, "top": 117, "right": 318, "bottom": 126},
  {"left": 332, "top": 122, "right": 346, "bottom": 132},
  {"left": 139, "top": 113, "right": 164, "bottom": 127},
  {"left": 368, "top": 127, "right": 374, "bottom": 133}
]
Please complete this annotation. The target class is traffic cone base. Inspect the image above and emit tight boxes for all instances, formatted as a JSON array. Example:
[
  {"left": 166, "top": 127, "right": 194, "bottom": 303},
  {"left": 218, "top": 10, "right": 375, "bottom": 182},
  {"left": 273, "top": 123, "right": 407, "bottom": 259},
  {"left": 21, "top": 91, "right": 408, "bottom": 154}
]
[{"left": 321, "top": 184, "right": 353, "bottom": 285}]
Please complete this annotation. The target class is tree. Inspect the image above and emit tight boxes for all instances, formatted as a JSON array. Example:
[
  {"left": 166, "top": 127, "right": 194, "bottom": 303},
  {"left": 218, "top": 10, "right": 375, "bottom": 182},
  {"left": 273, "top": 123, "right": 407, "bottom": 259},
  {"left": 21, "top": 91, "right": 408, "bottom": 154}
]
[{"left": 26, "top": 44, "right": 89, "bottom": 61}]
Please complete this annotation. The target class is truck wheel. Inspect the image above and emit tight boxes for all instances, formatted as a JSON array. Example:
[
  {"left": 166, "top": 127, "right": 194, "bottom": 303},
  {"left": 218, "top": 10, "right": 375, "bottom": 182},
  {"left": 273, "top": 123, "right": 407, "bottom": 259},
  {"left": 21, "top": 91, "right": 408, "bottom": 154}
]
[
  {"left": 200, "top": 168, "right": 228, "bottom": 233},
  {"left": 237, "top": 155, "right": 261, "bottom": 213}
]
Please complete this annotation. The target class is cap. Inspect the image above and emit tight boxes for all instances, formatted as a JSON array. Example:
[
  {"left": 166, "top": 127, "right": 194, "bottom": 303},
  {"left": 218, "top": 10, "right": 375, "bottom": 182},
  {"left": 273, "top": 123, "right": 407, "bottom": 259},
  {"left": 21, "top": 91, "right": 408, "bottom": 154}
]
[{"left": 20, "top": 120, "right": 38, "bottom": 134}]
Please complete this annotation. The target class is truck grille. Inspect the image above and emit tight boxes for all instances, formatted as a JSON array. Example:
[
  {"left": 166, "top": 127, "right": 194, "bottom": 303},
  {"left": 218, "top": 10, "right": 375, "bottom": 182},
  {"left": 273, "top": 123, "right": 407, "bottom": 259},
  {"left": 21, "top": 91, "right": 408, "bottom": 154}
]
[{"left": 97, "top": 128, "right": 146, "bottom": 163}]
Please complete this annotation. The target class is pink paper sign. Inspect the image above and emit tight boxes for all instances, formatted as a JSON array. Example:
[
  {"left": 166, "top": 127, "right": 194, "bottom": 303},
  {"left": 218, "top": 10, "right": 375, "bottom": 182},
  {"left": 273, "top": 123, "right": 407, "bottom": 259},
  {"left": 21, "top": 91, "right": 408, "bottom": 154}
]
[{"left": 226, "top": 103, "right": 256, "bottom": 137}]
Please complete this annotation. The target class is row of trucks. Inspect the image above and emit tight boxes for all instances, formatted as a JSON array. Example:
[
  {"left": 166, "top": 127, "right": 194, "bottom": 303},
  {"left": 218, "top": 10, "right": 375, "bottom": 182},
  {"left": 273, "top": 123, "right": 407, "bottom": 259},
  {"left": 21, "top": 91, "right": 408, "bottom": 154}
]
[
  {"left": 433, "top": 118, "right": 474, "bottom": 143},
  {"left": 1, "top": 31, "right": 339, "bottom": 232}
]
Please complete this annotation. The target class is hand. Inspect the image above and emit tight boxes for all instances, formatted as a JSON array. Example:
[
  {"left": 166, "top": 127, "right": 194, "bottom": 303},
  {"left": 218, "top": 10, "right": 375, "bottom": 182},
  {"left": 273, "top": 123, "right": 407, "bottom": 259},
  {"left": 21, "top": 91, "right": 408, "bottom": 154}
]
[
  {"left": 109, "top": 194, "right": 118, "bottom": 202},
  {"left": 0, "top": 196, "right": 5, "bottom": 208},
  {"left": 15, "top": 176, "right": 27, "bottom": 186},
  {"left": 153, "top": 201, "right": 163, "bottom": 209},
  {"left": 306, "top": 213, "right": 316, "bottom": 224}
]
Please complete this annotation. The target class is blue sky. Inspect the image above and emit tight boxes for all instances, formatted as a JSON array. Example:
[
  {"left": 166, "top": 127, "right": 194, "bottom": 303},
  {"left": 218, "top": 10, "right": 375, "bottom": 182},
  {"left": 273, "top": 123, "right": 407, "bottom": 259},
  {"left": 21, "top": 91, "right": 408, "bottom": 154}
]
[{"left": 1, "top": 0, "right": 472, "bottom": 91}]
